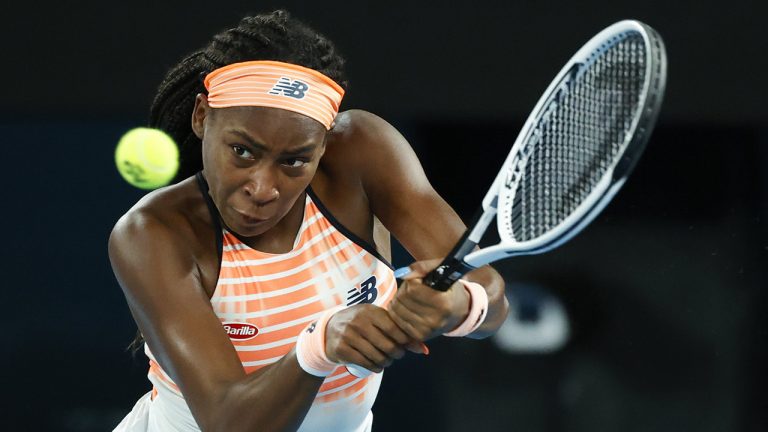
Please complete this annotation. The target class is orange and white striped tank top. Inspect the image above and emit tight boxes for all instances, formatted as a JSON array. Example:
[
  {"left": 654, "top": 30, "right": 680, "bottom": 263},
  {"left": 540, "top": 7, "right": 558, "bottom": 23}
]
[{"left": 143, "top": 173, "right": 396, "bottom": 432}]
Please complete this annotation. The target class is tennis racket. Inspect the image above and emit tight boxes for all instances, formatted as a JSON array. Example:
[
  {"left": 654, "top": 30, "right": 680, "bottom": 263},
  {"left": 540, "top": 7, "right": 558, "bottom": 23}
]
[
  {"left": 407, "top": 19, "right": 666, "bottom": 288},
  {"left": 347, "top": 19, "right": 667, "bottom": 378}
]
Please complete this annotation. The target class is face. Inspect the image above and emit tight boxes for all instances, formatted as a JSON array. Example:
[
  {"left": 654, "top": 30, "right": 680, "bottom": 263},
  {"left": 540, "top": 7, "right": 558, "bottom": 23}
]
[{"left": 191, "top": 95, "right": 327, "bottom": 238}]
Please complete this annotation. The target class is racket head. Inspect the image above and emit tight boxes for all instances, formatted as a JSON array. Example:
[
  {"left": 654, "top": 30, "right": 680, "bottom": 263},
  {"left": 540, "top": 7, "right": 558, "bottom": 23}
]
[{"left": 476, "top": 20, "right": 667, "bottom": 264}]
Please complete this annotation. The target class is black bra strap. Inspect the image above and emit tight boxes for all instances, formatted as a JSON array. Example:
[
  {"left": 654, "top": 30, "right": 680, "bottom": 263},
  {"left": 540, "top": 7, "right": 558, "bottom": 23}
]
[{"left": 195, "top": 172, "right": 224, "bottom": 262}]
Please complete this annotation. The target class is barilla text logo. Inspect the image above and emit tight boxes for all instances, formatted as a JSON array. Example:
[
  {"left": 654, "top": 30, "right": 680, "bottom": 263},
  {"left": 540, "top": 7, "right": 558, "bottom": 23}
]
[
  {"left": 223, "top": 322, "right": 259, "bottom": 341},
  {"left": 268, "top": 77, "right": 310, "bottom": 99}
]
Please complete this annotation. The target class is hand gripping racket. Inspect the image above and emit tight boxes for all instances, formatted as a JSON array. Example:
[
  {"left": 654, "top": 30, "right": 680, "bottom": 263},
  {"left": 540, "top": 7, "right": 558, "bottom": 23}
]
[{"left": 347, "top": 19, "right": 667, "bottom": 377}]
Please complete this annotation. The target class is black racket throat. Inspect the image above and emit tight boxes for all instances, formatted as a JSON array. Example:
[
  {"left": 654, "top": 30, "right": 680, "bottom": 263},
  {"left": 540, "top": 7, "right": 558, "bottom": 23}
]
[{"left": 422, "top": 209, "right": 486, "bottom": 291}]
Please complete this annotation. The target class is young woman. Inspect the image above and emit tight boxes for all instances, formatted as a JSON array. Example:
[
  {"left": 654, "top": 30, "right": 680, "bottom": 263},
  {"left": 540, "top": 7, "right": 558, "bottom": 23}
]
[{"left": 110, "top": 10, "right": 508, "bottom": 432}]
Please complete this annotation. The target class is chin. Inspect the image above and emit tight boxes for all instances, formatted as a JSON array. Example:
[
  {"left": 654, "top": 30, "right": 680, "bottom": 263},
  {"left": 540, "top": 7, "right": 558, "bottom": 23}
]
[
  {"left": 232, "top": 219, "right": 277, "bottom": 238},
  {"left": 232, "top": 224, "right": 279, "bottom": 241}
]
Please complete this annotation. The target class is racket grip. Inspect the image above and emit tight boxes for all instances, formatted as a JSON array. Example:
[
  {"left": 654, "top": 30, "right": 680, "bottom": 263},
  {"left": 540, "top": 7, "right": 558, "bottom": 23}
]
[{"left": 423, "top": 257, "right": 476, "bottom": 291}]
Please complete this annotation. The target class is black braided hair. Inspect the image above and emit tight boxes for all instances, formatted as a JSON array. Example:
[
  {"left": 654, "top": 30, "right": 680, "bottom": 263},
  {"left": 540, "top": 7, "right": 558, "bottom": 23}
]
[{"left": 149, "top": 10, "right": 349, "bottom": 183}]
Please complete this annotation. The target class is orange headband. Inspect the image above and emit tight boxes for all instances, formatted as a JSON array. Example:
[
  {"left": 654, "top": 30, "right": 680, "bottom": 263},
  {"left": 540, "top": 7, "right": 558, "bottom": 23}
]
[{"left": 203, "top": 60, "right": 345, "bottom": 130}]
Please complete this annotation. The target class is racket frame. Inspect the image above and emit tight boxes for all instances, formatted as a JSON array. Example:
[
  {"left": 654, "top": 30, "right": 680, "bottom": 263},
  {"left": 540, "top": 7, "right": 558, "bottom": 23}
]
[{"left": 423, "top": 20, "right": 667, "bottom": 290}]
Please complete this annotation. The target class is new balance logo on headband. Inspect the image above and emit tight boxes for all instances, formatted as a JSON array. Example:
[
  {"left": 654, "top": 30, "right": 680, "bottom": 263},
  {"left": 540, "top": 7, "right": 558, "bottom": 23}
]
[{"left": 268, "top": 77, "right": 310, "bottom": 99}]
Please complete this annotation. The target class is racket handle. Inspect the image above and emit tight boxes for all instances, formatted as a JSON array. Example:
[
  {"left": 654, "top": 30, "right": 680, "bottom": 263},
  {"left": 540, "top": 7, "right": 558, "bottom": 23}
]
[
  {"left": 422, "top": 257, "right": 476, "bottom": 291},
  {"left": 394, "top": 256, "right": 476, "bottom": 291},
  {"left": 394, "top": 261, "right": 473, "bottom": 291}
]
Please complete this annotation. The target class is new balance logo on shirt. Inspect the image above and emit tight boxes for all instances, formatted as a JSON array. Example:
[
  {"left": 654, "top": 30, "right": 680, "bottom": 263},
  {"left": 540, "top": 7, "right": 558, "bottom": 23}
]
[
  {"left": 269, "top": 77, "right": 310, "bottom": 99},
  {"left": 347, "top": 276, "right": 378, "bottom": 306}
]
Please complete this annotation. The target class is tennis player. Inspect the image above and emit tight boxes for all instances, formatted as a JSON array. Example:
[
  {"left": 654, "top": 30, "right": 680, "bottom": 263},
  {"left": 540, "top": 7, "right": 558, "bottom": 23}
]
[{"left": 110, "top": 10, "right": 508, "bottom": 432}]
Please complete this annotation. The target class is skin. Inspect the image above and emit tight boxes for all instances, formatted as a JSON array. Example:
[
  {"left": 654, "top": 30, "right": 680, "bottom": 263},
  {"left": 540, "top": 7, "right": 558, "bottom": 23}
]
[{"left": 109, "top": 95, "right": 509, "bottom": 432}]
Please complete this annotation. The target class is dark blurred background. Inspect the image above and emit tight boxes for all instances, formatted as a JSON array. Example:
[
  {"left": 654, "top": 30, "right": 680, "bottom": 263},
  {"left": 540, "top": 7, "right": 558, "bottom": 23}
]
[{"left": 2, "top": 1, "right": 766, "bottom": 431}]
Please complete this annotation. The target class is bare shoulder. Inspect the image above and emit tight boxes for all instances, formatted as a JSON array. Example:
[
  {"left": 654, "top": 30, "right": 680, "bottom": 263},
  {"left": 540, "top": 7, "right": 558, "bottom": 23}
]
[
  {"left": 333, "top": 109, "right": 391, "bottom": 132},
  {"left": 108, "top": 177, "right": 218, "bottom": 295},
  {"left": 321, "top": 109, "right": 415, "bottom": 183},
  {"left": 110, "top": 177, "right": 203, "bottom": 249},
  {"left": 326, "top": 109, "right": 401, "bottom": 152}
]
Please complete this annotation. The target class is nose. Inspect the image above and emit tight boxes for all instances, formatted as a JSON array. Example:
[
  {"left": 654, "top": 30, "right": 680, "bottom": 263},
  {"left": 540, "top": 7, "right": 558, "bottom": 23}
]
[{"left": 243, "top": 167, "right": 280, "bottom": 206}]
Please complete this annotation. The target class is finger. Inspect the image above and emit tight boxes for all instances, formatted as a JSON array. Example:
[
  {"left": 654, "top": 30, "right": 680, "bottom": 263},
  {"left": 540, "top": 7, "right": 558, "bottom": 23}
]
[
  {"left": 365, "top": 334, "right": 405, "bottom": 362},
  {"left": 370, "top": 304, "right": 428, "bottom": 355},
  {"left": 370, "top": 309, "right": 413, "bottom": 348},
  {"left": 388, "top": 296, "right": 432, "bottom": 341},
  {"left": 363, "top": 317, "right": 407, "bottom": 361},
  {"left": 400, "top": 278, "right": 465, "bottom": 308},
  {"left": 348, "top": 314, "right": 408, "bottom": 366},
  {"left": 396, "top": 281, "right": 438, "bottom": 312},
  {"left": 396, "top": 280, "right": 457, "bottom": 325},
  {"left": 395, "top": 300, "right": 445, "bottom": 333},
  {"left": 351, "top": 337, "right": 395, "bottom": 370},
  {"left": 406, "top": 341, "right": 430, "bottom": 355},
  {"left": 334, "top": 339, "right": 386, "bottom": 373}
]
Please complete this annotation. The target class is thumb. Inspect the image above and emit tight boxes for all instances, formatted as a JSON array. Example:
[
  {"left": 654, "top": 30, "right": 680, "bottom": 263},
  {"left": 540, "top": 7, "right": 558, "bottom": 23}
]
[{"left": 401, "top": 258, "right": 443, "bottom": 280}]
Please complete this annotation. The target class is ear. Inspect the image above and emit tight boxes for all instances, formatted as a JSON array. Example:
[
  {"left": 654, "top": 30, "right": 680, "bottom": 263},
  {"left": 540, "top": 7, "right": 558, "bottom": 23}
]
[{"left": 191, "top": 93, "right": 210, "bottom": 139}]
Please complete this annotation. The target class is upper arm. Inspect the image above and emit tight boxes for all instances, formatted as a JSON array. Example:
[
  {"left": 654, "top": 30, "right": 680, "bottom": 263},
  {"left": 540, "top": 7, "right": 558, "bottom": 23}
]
[
  {"left": 338, "top": 111, "right": 509, "bottom": 337},
  {"left": 108, "top": 210, "right": 245, "bottom": 428},
  {"left": 338, "top": 110, "right": 466, "bottom": 260}
]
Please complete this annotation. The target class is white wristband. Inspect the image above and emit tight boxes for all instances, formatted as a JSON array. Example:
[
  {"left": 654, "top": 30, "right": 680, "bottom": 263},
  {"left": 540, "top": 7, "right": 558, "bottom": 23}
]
[
  {"left": 443, "top": 280, "right": 489, "bottom": 337},
  {"left": 295, "top": 306, "right": 345, "bottom": 377}
]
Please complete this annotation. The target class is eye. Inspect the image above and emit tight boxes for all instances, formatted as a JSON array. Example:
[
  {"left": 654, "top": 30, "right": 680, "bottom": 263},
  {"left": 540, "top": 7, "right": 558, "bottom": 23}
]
[
  {"left": 231, "top": 145, "right": 254, "bottom": 159},
  {"left": 282, "top": 157, "right": 309, "bottom": 168}
]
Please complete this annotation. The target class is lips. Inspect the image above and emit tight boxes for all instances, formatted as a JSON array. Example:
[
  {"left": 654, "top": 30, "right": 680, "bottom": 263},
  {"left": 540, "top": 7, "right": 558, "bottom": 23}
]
[{"left": 234, "top": 209, "right": 269, "bottom": 225}]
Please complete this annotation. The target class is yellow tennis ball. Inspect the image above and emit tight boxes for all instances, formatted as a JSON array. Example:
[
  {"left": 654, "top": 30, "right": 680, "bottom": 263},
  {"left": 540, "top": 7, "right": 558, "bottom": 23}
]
[{"left": 115, "top": 128, "right": 179, "bottom": 190}]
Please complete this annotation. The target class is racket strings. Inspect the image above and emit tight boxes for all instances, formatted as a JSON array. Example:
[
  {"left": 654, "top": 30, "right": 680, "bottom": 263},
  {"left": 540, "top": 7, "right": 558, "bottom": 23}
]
[{"left": 510, "top": 33, "right": 647, "bottom": 242}]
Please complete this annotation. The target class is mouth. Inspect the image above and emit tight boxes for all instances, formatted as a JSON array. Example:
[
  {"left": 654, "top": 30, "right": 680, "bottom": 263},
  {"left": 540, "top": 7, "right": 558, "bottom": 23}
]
[{"left": 233, "top": 209, "right": 270, "bottom": 226}]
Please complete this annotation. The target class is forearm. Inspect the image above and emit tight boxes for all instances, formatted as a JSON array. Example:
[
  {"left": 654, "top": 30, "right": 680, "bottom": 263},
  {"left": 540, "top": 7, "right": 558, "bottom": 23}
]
[
  {"left": 463, "top": 265, "right": 509, "bottom": 339},
  {"left": 204, "top": 350, "right": 323, "bottom": 432}
]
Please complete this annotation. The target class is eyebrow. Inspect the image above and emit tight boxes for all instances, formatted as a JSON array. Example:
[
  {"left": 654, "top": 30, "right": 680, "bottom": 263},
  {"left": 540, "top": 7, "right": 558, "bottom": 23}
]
[
  {"left": 227, "top": 129, "right": 320, "bottom": 155},
  {"left": 228, "top": 129, "right": 268, "bottom": 152}
]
